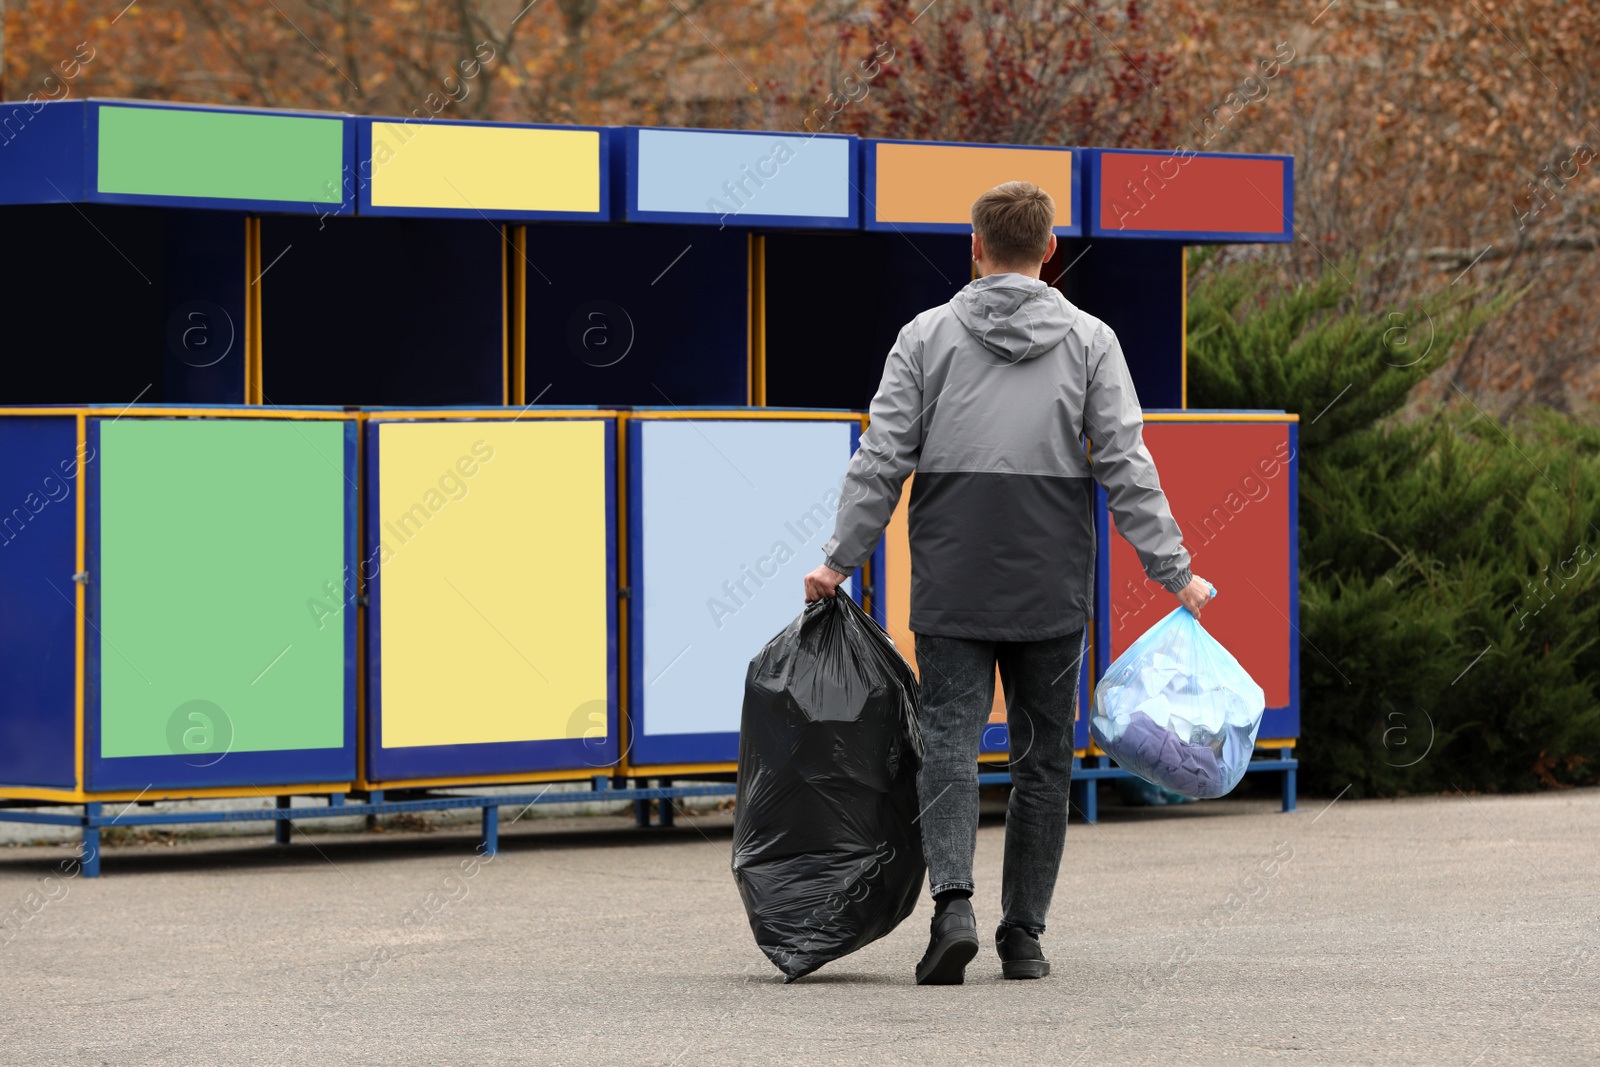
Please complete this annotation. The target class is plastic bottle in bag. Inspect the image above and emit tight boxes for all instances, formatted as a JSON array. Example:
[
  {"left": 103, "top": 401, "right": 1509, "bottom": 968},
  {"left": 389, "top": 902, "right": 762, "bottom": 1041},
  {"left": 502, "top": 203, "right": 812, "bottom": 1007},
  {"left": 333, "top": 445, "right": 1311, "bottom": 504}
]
[{"left": 731, "top": 592, "right": 926, "bottom": 981}]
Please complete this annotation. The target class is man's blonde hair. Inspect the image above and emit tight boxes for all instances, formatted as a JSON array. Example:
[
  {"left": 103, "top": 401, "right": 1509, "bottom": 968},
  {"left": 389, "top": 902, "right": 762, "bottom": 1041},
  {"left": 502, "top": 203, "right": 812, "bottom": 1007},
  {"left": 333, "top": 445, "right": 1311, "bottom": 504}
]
[{"left": 971, "top": 181, "right": 1055, "bottom": 267}]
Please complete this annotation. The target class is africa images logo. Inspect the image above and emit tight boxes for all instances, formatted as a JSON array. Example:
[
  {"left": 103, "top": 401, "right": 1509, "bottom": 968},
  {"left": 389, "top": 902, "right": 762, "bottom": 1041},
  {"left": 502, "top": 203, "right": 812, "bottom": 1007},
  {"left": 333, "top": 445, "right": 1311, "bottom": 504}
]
[{"left": 165, "top": 700, "right": 234, "bottom": 768}]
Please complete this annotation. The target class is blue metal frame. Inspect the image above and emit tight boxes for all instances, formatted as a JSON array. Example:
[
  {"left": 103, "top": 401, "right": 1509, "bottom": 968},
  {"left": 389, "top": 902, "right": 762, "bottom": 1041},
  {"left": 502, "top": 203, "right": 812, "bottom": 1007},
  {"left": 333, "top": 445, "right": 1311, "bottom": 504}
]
[
  {"left": 84, "top": 416, "right": 360, "bottom": 790},
  {"left": 0, "top": 748, "right": 1298, "bottom": 877},
  {"left": 0, "top": 100, "right": 91, "bottom": 204},
  {"left": 847, "top": 421, "right": 870, "bottom": 618},
  {"left": 0, "top": 777, "right": 742, "bottom": 878},
  {"left": 986, "top": 744, "right": 1299, "bottom": 825},
  {"left": 363, "top": 414, "right": 621, "bottom": 780},
  {"left": 859, "top": 138, "right": 1083, "bottom": 236},
  {"left": 1085, "top": 147, "right": 1293, "bottom": 242},
  {"left": 0, "top": 414, "right": 81, "bottom": 789},
  {"left": 0, "top": 101, "right": 356, "bottom": 216},
  {"left": 867, "top": 538, "right": 887, "bottom": 630},
  {"left": 352, "top": 117, "right": 611, "bottom": 221},
  {"left": 617, "top": 126, "right": 860, "bottom": 229},
  {"left": 90, "top": 100, "right": 356, "bottom": 216},
  {"left": 1285, "top": 421, "right": 1301, "bottom": 737},
  {"left": 1093, "top": 481, "right": 1113, "bottom": 680},
  {"left": 1091, "top": 416, "right": 1300, "bottom": 740},
  {"left": 975, "top": 627, "right": 1093, "bottom": 756},
  {"left": 625, "top": 413, "right": 864, "bottom": 767}
]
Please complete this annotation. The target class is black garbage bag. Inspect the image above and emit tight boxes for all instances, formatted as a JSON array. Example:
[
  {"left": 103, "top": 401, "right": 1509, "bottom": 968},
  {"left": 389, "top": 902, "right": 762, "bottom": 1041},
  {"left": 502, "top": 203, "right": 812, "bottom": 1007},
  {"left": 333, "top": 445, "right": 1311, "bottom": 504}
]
[{"left": 731, "top": 592, "right": 926, "bottom": 981}]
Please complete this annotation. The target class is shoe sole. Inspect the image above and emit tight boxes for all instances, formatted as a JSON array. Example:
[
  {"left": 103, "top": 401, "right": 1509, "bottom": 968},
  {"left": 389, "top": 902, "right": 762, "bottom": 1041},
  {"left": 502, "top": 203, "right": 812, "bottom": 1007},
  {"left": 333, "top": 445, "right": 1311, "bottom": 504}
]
[
  {"left": 1000, "top": 959, "right": 1051, "bottom": 980},
  {"left": 916, "top": 933, "right": 980, "bottom": 985}
]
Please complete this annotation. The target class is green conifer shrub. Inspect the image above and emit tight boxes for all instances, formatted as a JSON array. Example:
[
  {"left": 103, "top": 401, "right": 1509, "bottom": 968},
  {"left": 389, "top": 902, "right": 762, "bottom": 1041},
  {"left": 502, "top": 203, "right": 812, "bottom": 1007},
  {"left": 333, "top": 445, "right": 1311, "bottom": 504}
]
[{"left": 1186, "top": 255, "right": 1599, "bottom": 795}]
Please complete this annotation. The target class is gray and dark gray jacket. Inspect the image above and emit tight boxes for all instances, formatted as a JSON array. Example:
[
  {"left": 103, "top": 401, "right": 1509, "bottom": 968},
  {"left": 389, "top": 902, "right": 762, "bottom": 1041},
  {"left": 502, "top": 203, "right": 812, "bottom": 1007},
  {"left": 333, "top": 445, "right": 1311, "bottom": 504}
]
[{"left": 822, "top": 272, "right": 1193, "bottom": 642}]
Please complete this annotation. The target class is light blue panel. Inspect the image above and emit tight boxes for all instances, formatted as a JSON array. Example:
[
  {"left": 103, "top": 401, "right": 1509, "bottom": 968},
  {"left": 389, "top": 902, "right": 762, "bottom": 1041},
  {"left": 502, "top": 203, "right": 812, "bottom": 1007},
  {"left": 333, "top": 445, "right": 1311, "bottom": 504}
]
[
  {"left": 639, "top": 419, "right": 857, "bottom": 736},
  {"left": 637, "top": 130, "right": 852, "bottom": 219}
]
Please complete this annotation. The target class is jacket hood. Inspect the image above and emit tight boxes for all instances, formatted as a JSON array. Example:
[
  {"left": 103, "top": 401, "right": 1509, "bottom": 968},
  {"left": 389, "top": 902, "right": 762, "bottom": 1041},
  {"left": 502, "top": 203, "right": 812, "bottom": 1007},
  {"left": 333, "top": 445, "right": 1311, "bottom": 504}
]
[{"left": 951, "top": 273, "right": 1078, "bottom": 364}]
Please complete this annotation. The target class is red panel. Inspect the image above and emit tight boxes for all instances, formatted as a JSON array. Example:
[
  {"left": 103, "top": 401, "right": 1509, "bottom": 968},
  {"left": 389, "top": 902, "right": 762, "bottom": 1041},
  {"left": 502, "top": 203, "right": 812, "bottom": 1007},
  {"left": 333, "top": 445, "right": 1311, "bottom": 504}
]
[
  {"left": 1099, "top": 153, "right": 1284, "bottom": 234},
  {"left": 1105, "top": 422, "right": 1292, "bottom": 707}
]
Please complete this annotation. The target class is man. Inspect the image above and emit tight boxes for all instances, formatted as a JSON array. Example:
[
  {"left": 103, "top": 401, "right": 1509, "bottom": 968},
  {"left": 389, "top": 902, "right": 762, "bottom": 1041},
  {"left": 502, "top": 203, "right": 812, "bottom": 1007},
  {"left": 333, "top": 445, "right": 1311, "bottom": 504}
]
[{"left": 803, "top": 181, "right": 1212, "bottom": 985}]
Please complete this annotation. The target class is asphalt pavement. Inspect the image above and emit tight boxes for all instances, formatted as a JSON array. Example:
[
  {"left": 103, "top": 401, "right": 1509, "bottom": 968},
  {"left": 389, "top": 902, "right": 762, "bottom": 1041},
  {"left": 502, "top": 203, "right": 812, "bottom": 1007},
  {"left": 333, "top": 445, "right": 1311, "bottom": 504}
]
[{"left": 1, "top": 788, "right": 1595, "bottom": 1066}]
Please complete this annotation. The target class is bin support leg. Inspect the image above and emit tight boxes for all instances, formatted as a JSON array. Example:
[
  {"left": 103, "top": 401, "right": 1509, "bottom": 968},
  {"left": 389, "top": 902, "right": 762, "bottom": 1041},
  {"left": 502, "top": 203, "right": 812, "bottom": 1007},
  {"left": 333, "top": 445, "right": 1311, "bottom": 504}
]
[
  {"left": 1069, "top": 757, "right": 1085, "bottom": 822},
  {"left": 634, "top": 781, "right": 651, "bottom": 828},
  {"left": 659, "top": 779, "right": 675, "bottom": 827},
  {"left": 1281, "top": 748, "right": 1297, "bottom": 813},
  {"left": 81, "top": 802, "right": 102, "bottom": 879},
  {"left": 275, "top": 795, "right": 292, "bottom": 845},
  {"left": 481, "top": 804, "right": 499, "bottom": 858},
  {"left": 1081, "top": 759, "right": 1098, "bottom": 825}
]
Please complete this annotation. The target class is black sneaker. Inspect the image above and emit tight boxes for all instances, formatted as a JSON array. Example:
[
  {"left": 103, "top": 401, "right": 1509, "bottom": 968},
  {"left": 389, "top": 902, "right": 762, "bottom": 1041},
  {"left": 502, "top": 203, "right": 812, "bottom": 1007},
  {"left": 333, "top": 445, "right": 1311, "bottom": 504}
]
[
  {"left": 995, "top": 923, "right": 1050, "bottom": 979},
  {"left": 915, "top": 898, "right": 980, "bottom": 985}
]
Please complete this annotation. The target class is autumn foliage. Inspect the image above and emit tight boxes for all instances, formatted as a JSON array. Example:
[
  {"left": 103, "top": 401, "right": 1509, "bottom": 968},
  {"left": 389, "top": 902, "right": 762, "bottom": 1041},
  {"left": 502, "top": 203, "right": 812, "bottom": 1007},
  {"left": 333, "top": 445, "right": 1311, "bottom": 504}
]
[{"left": 2, "top": 0, "right": 1598, "bottom": 405}]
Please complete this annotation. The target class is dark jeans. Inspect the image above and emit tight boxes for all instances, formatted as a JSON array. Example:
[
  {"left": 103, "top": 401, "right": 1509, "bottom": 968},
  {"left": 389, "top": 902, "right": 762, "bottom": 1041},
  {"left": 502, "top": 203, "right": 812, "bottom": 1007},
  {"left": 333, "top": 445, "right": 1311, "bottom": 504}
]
[{"left": 914, "top": 628, "right": 1085, "bottom": 937}]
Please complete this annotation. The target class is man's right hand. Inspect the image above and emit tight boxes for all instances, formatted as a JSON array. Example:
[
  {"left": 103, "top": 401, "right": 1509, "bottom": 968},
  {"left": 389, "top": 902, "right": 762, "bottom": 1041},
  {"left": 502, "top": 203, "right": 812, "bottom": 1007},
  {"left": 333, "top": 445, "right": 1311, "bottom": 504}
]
[
  {"left": 1177, "top": 576, "right": 1214, "bottom": 619},
  {"left": 804, "top": 564, "right": 847, "bottom": 602}
]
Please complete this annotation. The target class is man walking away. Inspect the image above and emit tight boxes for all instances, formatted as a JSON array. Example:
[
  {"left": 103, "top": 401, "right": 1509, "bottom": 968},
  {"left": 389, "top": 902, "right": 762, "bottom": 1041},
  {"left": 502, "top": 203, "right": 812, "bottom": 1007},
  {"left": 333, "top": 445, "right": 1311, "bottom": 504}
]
[{"left": 803, "top": 181, "right": 1213, "bottom": 985}]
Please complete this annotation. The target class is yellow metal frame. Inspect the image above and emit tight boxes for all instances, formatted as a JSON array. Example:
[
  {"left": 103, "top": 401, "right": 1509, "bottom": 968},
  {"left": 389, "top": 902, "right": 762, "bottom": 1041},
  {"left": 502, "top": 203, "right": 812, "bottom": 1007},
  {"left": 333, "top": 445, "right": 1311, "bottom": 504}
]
[
  {"left": 500, "top": 224, "right": 510, "bottom": 406},
  {"left": 362, "top": 408, "right": 604, "bottom": 422},
  {"left": 355, "top": 407, "right": 625, "bottom": 793},
  {"left": 748, "top": 233, "right": 767, "bottom": 406},
  {"left": 624, "top": 409, "right": 866, "bottom": 424},
  {"left": 614, "top": 415, "right": 631, "bottom": 777},
  {"left": 0, "top": 406, "right": 351, "bottom": 420},
  {"left": 354, "top": 416, "right": 369, "bottom": 791},
  {"left": 509, "top": 225, "right": 528, "bottom": 407},
  {"left": 620, "top": 761, "right": 736, "bottom": 777},
  {"left": 359, "top": 767, "right": 621, "bottom": 791},
  {"left": 1089, "top": 407, "right": 1301, "bottom": 752},
  {"left": 1180, "top": 246, "right": 1188, "bottom": 409},
  {"left": 1142, "top": 412, "right": 1299, "bottom": 423},
  {"left": 0, "top": 782, "right": 359, "bottom": 804},
  {"left": 0, "top": 406, "right": 362, "bottom": 801},
  {"left": 1086, "top": 739, "right": 1296, "bottom": 757},
  {"left": 12, "top": 399, "right": 1152, "bottom": 799},
  {"left": 74, "top": 413, "right": 86, "bottom": 793},
  {"left": 244, "top": 217, "right": 264, "bottom": 404},
  {"left": 617, "top": 408, "right": 867, "bottom": 779}
]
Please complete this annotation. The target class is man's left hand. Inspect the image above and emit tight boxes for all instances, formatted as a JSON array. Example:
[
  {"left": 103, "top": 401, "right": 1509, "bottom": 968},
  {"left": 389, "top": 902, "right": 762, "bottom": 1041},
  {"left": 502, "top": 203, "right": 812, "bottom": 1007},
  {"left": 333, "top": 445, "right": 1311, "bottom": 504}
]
[
  {"left": 804, "top": 564, "right": 847, "bottom": 602},
  {"left": 1177, "top": 576, "right": 1215, "bottom": 618}
]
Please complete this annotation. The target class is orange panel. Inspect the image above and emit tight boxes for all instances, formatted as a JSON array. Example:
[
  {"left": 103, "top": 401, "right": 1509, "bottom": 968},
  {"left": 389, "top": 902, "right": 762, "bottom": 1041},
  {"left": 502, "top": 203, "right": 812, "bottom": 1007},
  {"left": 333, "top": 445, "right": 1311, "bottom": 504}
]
[
  {"left": 885, "top": 474, "right": 915, "bottom": 652},
  {"left": 884, "top": 474, "right": 1007, "bottom": 720},
  {"left": 1104, "top": 422, "right": 1293, "bottom": 707},
  {"left": 875, "top": 143, "right": 1074, "bottom": 227}
]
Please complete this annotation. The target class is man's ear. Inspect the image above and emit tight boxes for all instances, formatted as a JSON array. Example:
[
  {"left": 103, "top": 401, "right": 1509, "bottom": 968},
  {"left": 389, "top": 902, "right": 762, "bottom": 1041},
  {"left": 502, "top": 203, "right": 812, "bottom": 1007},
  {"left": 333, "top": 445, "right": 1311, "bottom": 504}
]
[
  {"left": 971, "top": 231, "right": 983, "bottom": 264},
  {"left": 1044, "top": 233, "right": 1058, "bottom": 265}
]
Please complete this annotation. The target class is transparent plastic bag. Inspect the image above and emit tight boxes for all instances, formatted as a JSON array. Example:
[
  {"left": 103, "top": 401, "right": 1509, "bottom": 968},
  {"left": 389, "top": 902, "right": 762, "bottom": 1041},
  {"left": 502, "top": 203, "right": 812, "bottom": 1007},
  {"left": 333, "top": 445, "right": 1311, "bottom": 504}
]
[{"left": 1089, "top": 588, "right": 1265, "bottom": 800}]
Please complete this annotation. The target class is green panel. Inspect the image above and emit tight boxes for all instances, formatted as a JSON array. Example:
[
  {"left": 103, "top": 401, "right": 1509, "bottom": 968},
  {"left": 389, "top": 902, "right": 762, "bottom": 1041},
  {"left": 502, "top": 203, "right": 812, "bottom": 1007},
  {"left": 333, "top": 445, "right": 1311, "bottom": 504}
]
[
  {"left": 99, "top": 419, "right": 347, "bottom": 757},
  {"left": 97, "top": 106, "right": 344, "bottom": 204}
]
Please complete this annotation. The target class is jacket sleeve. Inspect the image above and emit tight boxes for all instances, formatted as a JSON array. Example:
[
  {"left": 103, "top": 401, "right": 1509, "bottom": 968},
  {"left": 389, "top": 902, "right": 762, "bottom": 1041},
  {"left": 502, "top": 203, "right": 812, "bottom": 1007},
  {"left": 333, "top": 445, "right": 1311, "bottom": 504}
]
[
  {"left": 820, "top": 324, "right": 925, "bottom": 573},
  {"left": 1081, "top": 322, "right": 1194, "bottom": 593}
]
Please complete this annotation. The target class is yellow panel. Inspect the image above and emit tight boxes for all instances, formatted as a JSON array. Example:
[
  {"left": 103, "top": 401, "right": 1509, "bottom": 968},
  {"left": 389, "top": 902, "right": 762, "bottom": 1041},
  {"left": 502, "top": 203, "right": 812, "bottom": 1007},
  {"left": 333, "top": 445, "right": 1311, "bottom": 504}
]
[
  {"left": 369, "top": 122, "right": 601, "bottom": 213},
  {"left": 377, "top": 420, "right": 609, "bottom": 747}
]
